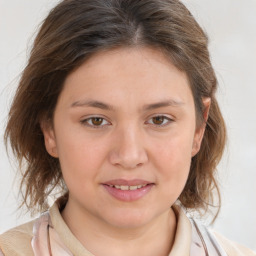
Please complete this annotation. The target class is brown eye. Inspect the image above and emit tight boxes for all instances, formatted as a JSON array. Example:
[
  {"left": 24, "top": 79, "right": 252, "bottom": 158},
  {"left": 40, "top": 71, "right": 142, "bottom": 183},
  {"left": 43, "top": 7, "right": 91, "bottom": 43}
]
[
  {"left": 152, "top": 116, "right": 165, "bottom": 125},
  {"left": 146, "top": 115, "right": 173, "bottom": 127},
  {"left": 91, "top": 117, "right": 103, "bottom": 126},
  {"left": 81, "top": 117, "right": 110, "bottom": 128}
]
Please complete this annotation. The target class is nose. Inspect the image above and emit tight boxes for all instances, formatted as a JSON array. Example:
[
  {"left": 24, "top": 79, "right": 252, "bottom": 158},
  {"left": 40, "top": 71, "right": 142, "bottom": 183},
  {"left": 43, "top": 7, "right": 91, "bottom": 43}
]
[{"left": 109, "top": 125, "right": 148, "bottom": 169}]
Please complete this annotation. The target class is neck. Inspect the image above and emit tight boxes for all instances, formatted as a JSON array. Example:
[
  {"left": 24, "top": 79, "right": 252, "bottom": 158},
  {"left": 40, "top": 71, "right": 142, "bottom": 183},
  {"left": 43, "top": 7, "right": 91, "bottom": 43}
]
[{"left": 61, "top": 200, "right": 177, "bottom": 256}]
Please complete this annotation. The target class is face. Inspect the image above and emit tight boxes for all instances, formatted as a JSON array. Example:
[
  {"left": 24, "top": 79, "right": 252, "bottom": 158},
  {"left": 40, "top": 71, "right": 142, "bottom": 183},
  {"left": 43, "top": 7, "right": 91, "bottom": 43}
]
[{"left": 42, "top": 47, "right": 209, "bottom": 229}]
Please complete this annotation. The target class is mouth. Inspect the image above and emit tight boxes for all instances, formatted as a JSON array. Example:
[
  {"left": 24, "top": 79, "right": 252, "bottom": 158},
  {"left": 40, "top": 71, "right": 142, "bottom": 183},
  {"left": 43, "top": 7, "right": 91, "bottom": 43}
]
[
  {"left": 102, "top": 179, "right": 154, "bottom": 201},
  {"left": 106, "top": 184, "right": 148, "bottom": 191}
]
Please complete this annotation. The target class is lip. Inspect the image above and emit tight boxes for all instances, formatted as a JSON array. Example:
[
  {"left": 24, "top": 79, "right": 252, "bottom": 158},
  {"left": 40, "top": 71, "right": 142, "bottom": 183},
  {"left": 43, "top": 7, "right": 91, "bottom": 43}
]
[
  {"left": 102, "top": 179, "right": 154, "bottom": 202},
  {"left": 103, "top": 179, "right": 152, "bottom": 186}
]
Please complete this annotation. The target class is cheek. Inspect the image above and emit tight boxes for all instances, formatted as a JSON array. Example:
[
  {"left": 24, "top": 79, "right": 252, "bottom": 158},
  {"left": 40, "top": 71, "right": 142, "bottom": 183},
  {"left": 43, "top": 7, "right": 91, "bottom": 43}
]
[
  {"left": 152, "top": 130, "right": 194, "bottom": 187},
  {"left": 154, "top": 142, "right": 191, "bottom": 205},
  {"left": 54, "top": 129, "right": 109, "bottom": 183}
]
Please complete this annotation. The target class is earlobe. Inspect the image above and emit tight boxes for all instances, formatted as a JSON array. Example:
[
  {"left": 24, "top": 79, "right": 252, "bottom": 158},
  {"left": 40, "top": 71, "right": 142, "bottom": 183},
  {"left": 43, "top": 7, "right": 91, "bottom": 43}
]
[
  {"left": 191, "top": 97, "right": 211, "bottom": 157},
  {"left": 40, "top": 121, "right": 59, "bottom": 158}
]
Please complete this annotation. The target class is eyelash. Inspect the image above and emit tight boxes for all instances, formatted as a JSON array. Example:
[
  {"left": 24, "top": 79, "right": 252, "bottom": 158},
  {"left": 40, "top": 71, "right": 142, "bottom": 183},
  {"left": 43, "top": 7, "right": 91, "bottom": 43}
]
[
  {"left": 146, "top": 115, "right": 174, "bottom": 127},
  {"left": 80, "top": 117, "right": 111, "bottom": 129},
  {"left": 80, "top": 115, "right": 174, "bottom": 129}
]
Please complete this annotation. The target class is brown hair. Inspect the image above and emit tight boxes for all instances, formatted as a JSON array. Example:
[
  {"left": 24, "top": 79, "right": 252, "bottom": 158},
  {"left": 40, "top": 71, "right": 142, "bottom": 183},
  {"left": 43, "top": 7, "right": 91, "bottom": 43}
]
[{"left": 5, "top": 0, "right": 226, "bottom": 215}]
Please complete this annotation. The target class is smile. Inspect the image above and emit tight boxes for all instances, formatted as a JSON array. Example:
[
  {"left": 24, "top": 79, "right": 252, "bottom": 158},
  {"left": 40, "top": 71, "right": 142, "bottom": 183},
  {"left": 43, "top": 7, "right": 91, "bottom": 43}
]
[
  {"left": 102, "top": 180, "right": 154, "bottom": 202},
  {"left": 108, "top": 184, "right": 148, "bottom": 190}
]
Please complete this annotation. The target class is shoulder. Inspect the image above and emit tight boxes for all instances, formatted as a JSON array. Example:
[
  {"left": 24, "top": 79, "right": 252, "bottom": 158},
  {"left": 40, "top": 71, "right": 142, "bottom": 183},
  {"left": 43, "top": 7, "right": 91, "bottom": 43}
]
[
  {"left": 0, "top": 220, "right": 35, "bottom": 256},
  {"left": 189, "top": 216, "right": 256, "bottom": 256},
  {"left": 213, "top": 231, "right": 256, "bottom": 256}
]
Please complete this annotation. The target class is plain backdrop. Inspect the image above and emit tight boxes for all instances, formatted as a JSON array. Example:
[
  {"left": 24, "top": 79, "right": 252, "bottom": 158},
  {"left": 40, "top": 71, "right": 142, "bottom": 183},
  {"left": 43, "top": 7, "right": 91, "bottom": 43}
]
[{"left": 0, "top": 0, "right": 256, "bottom": 251}]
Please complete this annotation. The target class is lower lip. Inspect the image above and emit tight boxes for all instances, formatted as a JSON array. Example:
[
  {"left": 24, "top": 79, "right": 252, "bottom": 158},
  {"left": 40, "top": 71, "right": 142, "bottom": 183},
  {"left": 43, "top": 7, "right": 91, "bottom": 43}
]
[{"left": 103, "top": 184, "right": 154, "bottom": 202}]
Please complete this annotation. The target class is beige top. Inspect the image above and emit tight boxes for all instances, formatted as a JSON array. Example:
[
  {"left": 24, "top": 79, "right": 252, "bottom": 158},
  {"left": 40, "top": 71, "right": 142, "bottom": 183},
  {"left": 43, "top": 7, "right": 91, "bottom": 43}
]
[{"left": 0, "top": 202, "right": 255, "bottom": 256}]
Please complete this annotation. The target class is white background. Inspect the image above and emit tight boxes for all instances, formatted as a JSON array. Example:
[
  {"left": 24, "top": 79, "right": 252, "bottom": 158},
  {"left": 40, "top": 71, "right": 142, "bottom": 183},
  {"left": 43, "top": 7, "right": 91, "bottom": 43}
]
[{"left": 0, "top": 0, "right": 256, "bottom": 251}]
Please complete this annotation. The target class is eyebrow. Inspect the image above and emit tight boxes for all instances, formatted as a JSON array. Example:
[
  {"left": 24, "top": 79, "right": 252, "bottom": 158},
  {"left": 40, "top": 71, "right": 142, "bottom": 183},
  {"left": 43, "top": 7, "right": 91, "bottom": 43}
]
[
  {"left": 71, "top": 100, "right": 114, "bottom": 111},
  {"left": 142, "top": 99, "right": 184, "bottom": 111},
  {"left": 70, "top": 99, "right": 184, "bottom": 111}
]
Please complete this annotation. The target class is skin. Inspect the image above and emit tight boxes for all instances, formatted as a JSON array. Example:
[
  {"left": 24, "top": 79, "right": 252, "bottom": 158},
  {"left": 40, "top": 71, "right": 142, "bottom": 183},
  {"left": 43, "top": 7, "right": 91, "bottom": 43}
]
[{"left": 42, "top": 47, "right": 210, "bottom": 256}]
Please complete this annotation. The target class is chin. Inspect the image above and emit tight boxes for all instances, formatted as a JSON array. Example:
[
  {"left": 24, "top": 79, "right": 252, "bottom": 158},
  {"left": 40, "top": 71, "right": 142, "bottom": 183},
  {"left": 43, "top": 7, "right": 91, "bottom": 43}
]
[{"left": 103, "top": 208, "right": 161, "bottom": 229}]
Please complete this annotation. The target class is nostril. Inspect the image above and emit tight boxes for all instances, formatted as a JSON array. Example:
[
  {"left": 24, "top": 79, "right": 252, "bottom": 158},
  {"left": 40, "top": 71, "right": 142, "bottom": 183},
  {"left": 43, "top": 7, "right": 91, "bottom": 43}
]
[{"left": 109, "top": 150, "right": 148, "bottom": 169}]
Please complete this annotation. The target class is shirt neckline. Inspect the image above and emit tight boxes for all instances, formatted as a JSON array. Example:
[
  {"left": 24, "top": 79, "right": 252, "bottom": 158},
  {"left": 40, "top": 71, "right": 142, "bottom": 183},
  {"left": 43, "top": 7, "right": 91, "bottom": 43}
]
[{"left": 49, "top": 201, "right": 192, "bottom": 256}]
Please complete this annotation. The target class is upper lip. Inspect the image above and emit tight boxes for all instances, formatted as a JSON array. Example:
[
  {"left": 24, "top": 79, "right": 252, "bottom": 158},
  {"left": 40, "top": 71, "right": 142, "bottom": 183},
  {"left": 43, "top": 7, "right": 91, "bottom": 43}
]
[{"left": 102, "top": 179, "right": 153, "bottom": 186}]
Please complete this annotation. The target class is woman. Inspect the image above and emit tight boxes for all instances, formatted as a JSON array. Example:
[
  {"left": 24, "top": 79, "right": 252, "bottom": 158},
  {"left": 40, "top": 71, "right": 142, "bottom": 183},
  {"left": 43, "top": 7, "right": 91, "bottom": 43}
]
[{"left": 0, "top": 0, "right": 255, "bottom": 255}]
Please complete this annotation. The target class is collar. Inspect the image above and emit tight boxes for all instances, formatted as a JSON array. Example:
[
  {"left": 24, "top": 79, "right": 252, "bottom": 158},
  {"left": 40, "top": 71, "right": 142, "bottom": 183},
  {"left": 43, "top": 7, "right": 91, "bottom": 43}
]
[
  {"left": 48, "top": 201, "right": 192, "bottom": 256},
  {"left": 32, "top": 200, "right": 226, "bottom": 256}
]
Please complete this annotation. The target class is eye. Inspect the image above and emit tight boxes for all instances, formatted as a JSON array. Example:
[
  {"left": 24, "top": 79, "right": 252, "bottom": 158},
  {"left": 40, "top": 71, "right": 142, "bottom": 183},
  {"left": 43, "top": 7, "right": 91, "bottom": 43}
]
[
  {"left": 81, "top": 117, "right": 110, "bottom": 128},
  {"left": 146, "top": 115, "right": 173, "bottom": 126}
]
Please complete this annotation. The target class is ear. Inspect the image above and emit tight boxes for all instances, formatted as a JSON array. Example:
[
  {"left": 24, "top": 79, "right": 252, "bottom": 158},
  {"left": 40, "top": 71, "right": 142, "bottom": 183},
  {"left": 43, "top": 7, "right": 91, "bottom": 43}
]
[
  {"left": 40, "top": 120, "right": 59, "bottom": 158},
  {"left": 191, "top": 97, "right": 211, "bottom": 157}
]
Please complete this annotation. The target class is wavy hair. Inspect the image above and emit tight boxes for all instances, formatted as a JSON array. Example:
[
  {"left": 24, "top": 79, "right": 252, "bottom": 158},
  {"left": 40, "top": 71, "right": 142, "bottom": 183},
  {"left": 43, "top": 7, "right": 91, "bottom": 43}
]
[{"left": 5, "top": 0, "right": 226, "bottom": 216}]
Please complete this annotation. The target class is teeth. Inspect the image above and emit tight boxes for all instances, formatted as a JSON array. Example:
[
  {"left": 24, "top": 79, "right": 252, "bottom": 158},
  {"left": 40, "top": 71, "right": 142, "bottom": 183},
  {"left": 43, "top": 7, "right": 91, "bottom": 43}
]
[
  {"left": 120, "top": 185, "right": 129, "bottom": 190},
  {"left": 129, "top": 185, "right": 138, "bottom": 190},
  {"left": 110, "top": 184, "right": 148, "bottom": 190}
]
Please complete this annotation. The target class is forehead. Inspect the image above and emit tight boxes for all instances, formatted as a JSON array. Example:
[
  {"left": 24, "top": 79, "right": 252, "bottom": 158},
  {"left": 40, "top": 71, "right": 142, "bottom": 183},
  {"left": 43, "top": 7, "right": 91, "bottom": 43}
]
[{"left": 59, "top": 47, "right": 193, "bottom": 109}]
